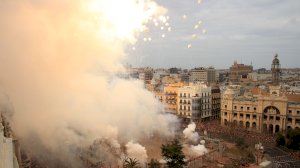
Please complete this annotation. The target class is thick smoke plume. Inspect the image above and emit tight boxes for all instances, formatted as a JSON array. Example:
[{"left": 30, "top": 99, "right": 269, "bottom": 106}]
[
  {"left": 189, "top": 144, "right": 208, "bottom": 156},
  {"left": 125, "top": 141, "right": 148, "bottom": 163},
  {"left": 183, "top": 123, "right": 208, "bottom": 157},
  {"left": 183, "top": 122, "right": 199, "bottom": 143},
  {"left": 0, "top": 0, "right": 176, "bottom": 166}
]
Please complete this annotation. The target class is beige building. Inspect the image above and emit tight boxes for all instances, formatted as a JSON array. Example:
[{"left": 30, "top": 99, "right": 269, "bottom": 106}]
[
  {"left": 163, "top": 82, "right": 185, "bottom": 114},
  {"left": 177, "top": 83, "right": 212, "bottom": 121},
  {"left": 229, "top": 61, "right": 253, "bottom": 84},
  {"left": 221, "top": 85, "right": 300, "bottom": 133},
  {"left": 190, "top": 67, "right": 217, "bottom": 84}
]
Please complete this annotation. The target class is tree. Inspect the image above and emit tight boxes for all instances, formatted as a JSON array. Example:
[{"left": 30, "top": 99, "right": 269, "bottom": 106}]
[
  {"left": 123, "top": 157, "right": 140, "bottom": 168},
  {"left": 161, "top": 139, "right": 186, "bottom": 168},
  {"left": 276, "top": 133, "right": 285, "bottom": 146},
  {"left": 286, "top": 128, "right": 300, "bottom": 150},
  {"left": 148, "top": 159, "right": 160, "bottom": 168}
]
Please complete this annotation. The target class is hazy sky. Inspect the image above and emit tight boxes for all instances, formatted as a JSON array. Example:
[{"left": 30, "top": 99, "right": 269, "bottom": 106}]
[{"left": 126, "top": 0, "right": 300, "bottom": 69}]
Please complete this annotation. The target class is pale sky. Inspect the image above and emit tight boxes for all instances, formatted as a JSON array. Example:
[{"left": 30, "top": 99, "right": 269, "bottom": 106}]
[{"left": 126, "top": 0, "right": 300, "bottom": 69}]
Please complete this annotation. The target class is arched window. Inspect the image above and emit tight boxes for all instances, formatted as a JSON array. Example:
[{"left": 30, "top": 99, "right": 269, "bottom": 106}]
[
  {"left": 275, "top": 125, "right": 280, "bottom": 133},
  {"left": 246, "top": 122, "right": 250, "bottom": 128},
  {"left": 264, "top": 106, "right": 280, "bottom": 114},
  {"left": 252, "top": 122, "right": 257, "bottom": 129},
  {"left": 224, "top": 119, "right": 228, "bottom": 125}
]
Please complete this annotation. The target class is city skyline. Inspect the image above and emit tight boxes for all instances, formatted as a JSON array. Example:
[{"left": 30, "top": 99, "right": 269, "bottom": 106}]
[{"left": 127, "top": 0, "right": 300, "bottom": 69}]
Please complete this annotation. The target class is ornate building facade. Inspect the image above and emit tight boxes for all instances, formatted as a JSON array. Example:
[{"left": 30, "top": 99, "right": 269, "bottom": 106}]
[
  {"left": 221, "top": 86, "right": 300, "bottom": 133},
  {"left": 221, "top": 56, "right": 300, "bottom": 133}
]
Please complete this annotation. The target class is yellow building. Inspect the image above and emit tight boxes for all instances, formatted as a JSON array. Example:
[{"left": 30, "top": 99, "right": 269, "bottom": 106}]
[
  {"left": 221, "top": 85, "right": 300, "bottom": 133},
  {"left": 163, "top": 82, "right": 185, "bottom": 114}
]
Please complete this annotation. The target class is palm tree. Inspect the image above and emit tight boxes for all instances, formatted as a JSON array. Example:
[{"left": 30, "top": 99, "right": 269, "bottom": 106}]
[{"left": 123, "top": 157, "right": 140, "bottom": 168}]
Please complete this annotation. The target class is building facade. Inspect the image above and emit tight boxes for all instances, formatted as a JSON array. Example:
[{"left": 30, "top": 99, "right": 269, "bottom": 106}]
[
  {"left": 177, "top": 83, "right": 212, "bottom": 121},
  {"left": 0, "top": 114, "right": 19, "bottom": 168},
  {"left": 211, "top": 85, "right": 221, "bottom": 119},
  {"left": 163, "top": 82, "right": 185, "bottom": 114},
  {"left": 190, "top": 67, "right": 217, "bottom": 84},
  {"left": 229, "top": 61, "right": 253, "bottom": 84},
  {"left": 221, "top": 86, "right": 300, "bottom": 133}
]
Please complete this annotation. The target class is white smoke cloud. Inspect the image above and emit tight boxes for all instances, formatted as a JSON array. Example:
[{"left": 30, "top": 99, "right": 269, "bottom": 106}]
[
  {"left": 189, "top": 144, "right": 208, "bottom": 156},
  {"left": 0, "top": 0, "right": 176, "bottom": 166},
  {"left": 183, "top": 122, "right": 199, "bottom": 143},
  {"left": 125, "top": 141, "right": 148, "bottom": 163}
]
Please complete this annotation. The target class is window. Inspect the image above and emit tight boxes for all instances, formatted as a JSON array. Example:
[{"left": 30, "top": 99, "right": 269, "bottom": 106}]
[
  {"left": 247, "top": 107, "right": 250, "bottom": 110},
  {"left": 234, "top": 113, "right": 237, "bottom": 117},
  {"left": 241, "top": 106, "right": 243, "bottom": 110},
  {"left": 246, "top": 114, "right": 250, "bottom": 119},
  {"left": 225, "top": 105, "right": 227, "bottom": 108},
  {"left": 297, "top": 111, "right": 300, "bottom": 115},
  {"left": 253, "top": 115, "right": 257, "bottom": 119},
  {"left": 254, "top": 107, "right": 256, "bottom": 111},
  {"left": 234, "top": 106, "right": 237, "bottom": 109},
  {"left": 289, "top": 110, "right": 292, "bottom": 114},
  {"left": 270, "top": 116, "right": 274, "bottom": 120},
  {"left": 276, "top": 117, "right": 280, "bottom": 121},
  {"left": 240, "top": 114, "right": 243, "bottom": 118}
]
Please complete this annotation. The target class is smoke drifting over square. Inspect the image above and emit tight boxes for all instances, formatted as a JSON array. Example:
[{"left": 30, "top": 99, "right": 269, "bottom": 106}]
[{"left": 0, "top": 0, "right": 177, "bottom": 166}]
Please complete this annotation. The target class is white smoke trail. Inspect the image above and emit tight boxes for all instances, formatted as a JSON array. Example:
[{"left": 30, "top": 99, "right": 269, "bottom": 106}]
[
  {"left": 0, "top": 0, "right": 177, "bottom": 166},
  {"left": 183, "top": 122, "right": 199, "bottom": 143}
]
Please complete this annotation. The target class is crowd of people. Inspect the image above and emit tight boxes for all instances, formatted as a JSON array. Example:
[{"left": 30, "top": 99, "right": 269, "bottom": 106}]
[{"left": 195, "top": 119, "right": 276, "bottom": 147}]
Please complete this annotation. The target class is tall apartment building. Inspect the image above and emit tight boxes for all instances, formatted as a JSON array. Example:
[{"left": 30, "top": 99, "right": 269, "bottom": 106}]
[
  {"left": 190, "top": 67, "right": 217, "bottom": 84},
  {"left": 229, "top": 61, "right": 253, "bottom": 84},
  {"left": 211, "top": 85, "right": 221, "bottom": 119},
  {"left": 177, "top": 83, "right": 212, "bottom": 121},
  {"left": 163, "top": 82, "right": 185, "bottom": 114}
]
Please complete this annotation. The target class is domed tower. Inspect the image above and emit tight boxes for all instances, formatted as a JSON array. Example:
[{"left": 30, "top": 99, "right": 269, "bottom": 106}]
[{"left": 271, "top": 54, "right": 281, "bottom": 85}]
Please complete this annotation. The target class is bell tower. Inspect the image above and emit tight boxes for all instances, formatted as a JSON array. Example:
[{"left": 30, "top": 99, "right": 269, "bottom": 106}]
[{"left": 271, "top": 54, "right": 280, "bottom": 85}]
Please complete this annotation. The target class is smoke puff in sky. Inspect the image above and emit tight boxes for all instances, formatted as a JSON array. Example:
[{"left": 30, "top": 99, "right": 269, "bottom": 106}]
[{"left": 0, "top": 0, "right": 177, "bottom": 166}]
